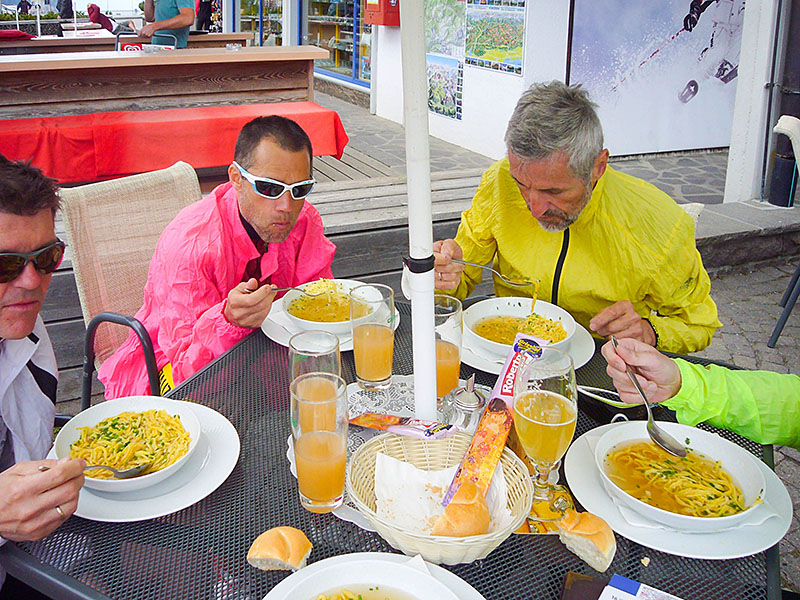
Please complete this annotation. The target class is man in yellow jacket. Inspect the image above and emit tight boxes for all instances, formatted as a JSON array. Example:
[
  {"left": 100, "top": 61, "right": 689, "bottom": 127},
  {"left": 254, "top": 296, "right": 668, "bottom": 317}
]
[{"left": 435, "top": 81, "right": 720, "bottom": 353}]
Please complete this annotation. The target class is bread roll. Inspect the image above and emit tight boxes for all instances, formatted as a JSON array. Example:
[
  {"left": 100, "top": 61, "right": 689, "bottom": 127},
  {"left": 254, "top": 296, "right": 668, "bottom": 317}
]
[
  {"left": 432, "top": 481, "right": 490, "bottom": 537},
  {"left": 247, "top": 526, "right": 312, "bottom": 571},
  {"left": 555, "top": 509, "right": 616, "bottom": 573}
]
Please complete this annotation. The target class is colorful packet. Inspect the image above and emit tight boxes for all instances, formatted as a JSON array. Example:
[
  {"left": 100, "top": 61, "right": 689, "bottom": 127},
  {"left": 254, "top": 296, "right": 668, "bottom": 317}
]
[
  {"left": 442, "top": 333, "right": 542, "bottom": 505},
  {"left": 349, "top": 413, "right": 457, "bottom": 440}
]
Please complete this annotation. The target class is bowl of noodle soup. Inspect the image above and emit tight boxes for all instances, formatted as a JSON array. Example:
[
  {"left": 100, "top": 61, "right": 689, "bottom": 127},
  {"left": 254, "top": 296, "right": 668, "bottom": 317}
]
[
  {"left": 463, "top": 297, "right": 576, "bottom": 357},
  {"left": 281, "top": 279, "right": 371, "bottom": 335},
  {"left": 54, "top": 396, "right": 201, "bottom": 493},
  {"left": 594, "top": 421, "right": 766, "bottom": 532}
]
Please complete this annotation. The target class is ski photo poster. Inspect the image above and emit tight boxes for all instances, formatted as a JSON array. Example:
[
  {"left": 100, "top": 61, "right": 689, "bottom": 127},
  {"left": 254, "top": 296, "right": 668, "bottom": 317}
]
[{"left": 569, "top": 0, "right": 744, "bottom": 155}]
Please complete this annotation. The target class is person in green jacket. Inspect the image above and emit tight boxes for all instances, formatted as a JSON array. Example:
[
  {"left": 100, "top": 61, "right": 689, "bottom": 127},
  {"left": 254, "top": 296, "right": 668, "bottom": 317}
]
[{"left": 601, "top": 337, "right": 800, "bottom": 449}]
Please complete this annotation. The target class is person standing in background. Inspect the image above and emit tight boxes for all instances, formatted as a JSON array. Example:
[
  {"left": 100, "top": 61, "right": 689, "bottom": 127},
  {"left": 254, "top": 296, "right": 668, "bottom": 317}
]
[{"left": 138, "top": 0, "right": 194, "bottom": 48}]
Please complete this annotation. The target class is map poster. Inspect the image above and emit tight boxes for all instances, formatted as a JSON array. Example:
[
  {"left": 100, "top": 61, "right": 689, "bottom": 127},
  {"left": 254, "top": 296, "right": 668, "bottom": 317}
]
[
  {"left": 427, "top": 54, "right": 464, "bottom": 120},
  {"left": 465, "top": 1, "right": 525, "bottom": 76},
  {"left": 425, "top": 0, "right": 466, "bottom": 58}
]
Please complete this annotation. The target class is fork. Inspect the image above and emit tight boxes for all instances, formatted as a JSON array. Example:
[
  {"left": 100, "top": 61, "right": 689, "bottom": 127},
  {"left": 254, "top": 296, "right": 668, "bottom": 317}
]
[{"left": 450, "top": 258, "right": 539, "bottom": 290}]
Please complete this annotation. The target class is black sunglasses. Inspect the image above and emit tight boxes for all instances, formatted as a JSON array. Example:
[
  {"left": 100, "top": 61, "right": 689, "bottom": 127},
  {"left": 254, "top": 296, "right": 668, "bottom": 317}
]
[
  {"left": 232, "top": 161, "right": 316, "bottom": 200},
  {"left": 0, "top": 240, "right": 66, "bottom": 284}
]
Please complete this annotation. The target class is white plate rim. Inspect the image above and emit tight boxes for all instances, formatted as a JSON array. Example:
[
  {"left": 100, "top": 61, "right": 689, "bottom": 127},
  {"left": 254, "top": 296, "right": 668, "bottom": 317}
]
[
  {"left": 564, "top": 423, "right": 793, "bottom": 559},
  {"left": 261, "top": 301, "right": 401, "bottom": 352},
  {"left": 461, "top": 321, "right": 595, "bottom": 375},
  {"left": 51, "top": 403, "right": 240, "bottom": 522},
  {"left": 262, "top": 552, "right": 486, "bottom": 600}
]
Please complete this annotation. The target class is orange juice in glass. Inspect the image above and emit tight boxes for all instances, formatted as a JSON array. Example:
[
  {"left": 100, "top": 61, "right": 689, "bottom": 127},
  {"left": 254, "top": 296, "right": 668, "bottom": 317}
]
[
  {"left": 350, "top": 284, "right": 395, "bottom": 390},
  {"left": 291, "top": 372, "right": 348, "bottom": 513},
  {"left": 434, "top": 295, "right": 462, "bottom": 404}
]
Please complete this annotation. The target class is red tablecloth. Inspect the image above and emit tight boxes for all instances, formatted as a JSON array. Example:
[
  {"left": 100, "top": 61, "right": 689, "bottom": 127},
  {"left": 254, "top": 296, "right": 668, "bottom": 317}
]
[{"left": 0, "top": 102, "right": 349, "bottom": 183}]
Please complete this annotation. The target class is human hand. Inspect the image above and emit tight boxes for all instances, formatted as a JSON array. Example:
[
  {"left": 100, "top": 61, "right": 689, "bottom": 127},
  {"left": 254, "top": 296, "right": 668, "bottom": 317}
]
[
  {"left": 224, "top": 278, "right": 278, "bottom": 328},
  {"left": 0, "top": 457, "right": 85, "bottom": 542},
  {"left": 432, "top": 239, "right": 464, "bottom": 290},
  {"left": 138, "top": 22, "right": 158, "bottom": 38},
  {"left": 600, "top": 338, "right": 682, "bottom": 405},
  {"left": 589, "top": 300, "right": 657, "bottom": 346}
]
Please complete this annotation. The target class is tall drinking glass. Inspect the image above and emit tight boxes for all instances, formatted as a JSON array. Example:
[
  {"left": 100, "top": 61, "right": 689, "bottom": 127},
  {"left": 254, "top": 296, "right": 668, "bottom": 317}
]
[
  {"left": 288, "top": 330, "right": 341, "bottom": 380},
  {"left": 290, "top": 372, "right": 348, "bottom": 513},
  {"left": 434, "top": 294, "right": 462, "bottom": 403},
  {"left": 512, "top": 347, "right": 577, "bottom": 520},
  {"left": 350, "top": 284, "right": 395, "bottom": 390}
]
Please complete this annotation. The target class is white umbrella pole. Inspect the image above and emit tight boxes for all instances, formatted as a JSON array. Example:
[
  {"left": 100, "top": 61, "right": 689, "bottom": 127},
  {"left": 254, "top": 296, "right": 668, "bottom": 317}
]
[
  {"left": 35, "top": 3, "right": 41, "bottom": 37},
  {"left": 399, "top": 0, "right": 437, "bottom": 420},
  {"left": 73, "top": 0, "right": 77, "bottom": 34},
  {"left": 16, "top": 7, "right": 20, "bottom": 30}
]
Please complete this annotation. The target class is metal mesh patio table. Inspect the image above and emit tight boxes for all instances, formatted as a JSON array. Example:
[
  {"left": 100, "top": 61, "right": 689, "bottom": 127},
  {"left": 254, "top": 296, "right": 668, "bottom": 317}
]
[{"left": 1, "top": 302, "right": 781, "bottom": 600}]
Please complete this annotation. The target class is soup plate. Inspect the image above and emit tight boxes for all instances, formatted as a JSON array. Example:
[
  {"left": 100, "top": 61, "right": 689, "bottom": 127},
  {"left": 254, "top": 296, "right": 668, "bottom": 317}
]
[
  {"left": 263, "top": 553, "right": 460, "bottom": 600},
  {"left": 54, "top": 396, "right": 201, "bottom": 493},
  {"left": 281, "top": 278, "right": 371, "bottom": 335},
  {"left": 463, "top": 297, "right": 576, "bottom": 357},
  {"left": 594, "top": 421, "right": 766, "bottom": 532}
]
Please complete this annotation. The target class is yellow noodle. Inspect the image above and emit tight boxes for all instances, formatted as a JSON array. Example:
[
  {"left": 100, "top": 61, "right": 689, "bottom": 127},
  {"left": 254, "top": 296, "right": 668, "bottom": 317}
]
[
  {"left": 474, "top": 313, "right": 566, "bottom": 345},
  {"left": 605, "top": 441, "right": 751, "bottom": 517},
  {"left": 70, "top": 409, "right": 191, "bottom": 479},
  {"left": 288, "top": 279, "right": 351, "bottom": 323}
]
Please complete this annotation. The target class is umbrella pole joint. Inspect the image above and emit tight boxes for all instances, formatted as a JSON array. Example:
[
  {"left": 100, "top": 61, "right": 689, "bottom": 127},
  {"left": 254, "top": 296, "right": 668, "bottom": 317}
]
[{"left": 403, "top": 255, "right": 435, "bottom": 272}]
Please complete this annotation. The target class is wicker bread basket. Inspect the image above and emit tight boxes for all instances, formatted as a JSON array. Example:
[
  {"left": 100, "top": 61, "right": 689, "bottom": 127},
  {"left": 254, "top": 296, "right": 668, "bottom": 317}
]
[{"left": 346, "top": 432, "right": 534, "bottom": 565}]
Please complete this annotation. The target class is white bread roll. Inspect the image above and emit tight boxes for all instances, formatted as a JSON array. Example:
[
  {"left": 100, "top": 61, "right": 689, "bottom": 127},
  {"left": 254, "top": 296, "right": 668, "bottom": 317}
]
[
  {"left": 555, "top": 509, "right": 616, "bottom": 573},
  {"left": 247, "top": 526, "right": 312, "bottom": 571},
  {"left": 431, "top": 481, "right": 491, "bottom": 537}
]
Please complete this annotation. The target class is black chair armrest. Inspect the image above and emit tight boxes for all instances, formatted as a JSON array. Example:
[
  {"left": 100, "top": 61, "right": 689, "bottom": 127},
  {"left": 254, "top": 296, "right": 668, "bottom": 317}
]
[{"left": 81, "top": 312, "right": 160, "bottom": 410}]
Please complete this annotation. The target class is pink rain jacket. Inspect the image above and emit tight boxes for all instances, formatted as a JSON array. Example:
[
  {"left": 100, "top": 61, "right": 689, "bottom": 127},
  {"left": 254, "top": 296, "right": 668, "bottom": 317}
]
[{"left": 98, "top": 182, "right": 335, "bottom": 398}]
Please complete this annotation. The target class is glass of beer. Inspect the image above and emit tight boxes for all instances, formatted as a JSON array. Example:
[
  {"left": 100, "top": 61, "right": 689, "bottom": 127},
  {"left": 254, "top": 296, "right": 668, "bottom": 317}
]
[
  {"left": 512, "top": 347, "right": 577, "bottom": 518},
  {"left": 434, "top": 294, "right": 462, "bottom": 403},
  {"left": 350, "top": 284, "right": 395, "bottom": 390},
  {"left": 289, "top": 330, "right": 341, "bottom": 380},
  {"left": 290, "top": 372, "right": 348, "bottom": 513}
]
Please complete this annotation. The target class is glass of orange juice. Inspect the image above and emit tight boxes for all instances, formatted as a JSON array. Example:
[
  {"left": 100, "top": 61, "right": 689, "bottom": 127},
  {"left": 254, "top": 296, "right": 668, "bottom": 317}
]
[
  {"left": 350, "top": 284, "right": 395, "bottom": 390},
  {"left": 291, "top": 372, "right": 348, "bottom": 513},
  {"left": 512, "top": 347, "right": 577, "bottom": 519},
  {"left": 434, "top": 294, "right": 462, "bottom": 407},
  {"left": 289, "top": 330, "right": 341, "bottom": 380}
]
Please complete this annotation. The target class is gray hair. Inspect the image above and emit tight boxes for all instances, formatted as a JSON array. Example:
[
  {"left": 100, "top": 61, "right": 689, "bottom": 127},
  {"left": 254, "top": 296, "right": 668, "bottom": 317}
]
[{"left": 504, "top": 81, "right": 604, "bottom": 183}]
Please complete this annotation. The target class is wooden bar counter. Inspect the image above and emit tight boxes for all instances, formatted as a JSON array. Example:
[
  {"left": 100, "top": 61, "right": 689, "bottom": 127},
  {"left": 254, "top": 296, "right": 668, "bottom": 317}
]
[
  {"left": 0, "top": 45, "right": 328, "bottom": 119},
  {"left": 0, "top": 32, "right": 256, "bottom": 55}
]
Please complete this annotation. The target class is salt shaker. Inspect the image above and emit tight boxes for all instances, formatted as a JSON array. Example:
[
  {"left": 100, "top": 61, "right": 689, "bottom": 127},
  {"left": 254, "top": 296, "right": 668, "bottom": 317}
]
[{"left": 448, "top": 374, "right": 488, "bottom": 433}]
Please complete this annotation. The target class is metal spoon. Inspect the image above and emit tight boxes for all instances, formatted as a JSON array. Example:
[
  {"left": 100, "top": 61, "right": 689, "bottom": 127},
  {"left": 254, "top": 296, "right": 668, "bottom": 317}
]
[
  {"left": 243, "top": 285, "right": 323, "bottom": 296},
  {"left": 84, "top": 463, "right": 153, "bottom": 479},
  {"left": 610, "top": 336, "right": 687, "bottom": 457},
  {"left": 450, "top": 258, "right": 540, "bottom": 290}
]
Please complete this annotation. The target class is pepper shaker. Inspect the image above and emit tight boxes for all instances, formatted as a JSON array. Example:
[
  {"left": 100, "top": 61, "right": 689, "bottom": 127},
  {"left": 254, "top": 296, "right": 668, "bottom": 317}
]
[{"left": 448, "top": 374, "right": 488, "bottom": 433}]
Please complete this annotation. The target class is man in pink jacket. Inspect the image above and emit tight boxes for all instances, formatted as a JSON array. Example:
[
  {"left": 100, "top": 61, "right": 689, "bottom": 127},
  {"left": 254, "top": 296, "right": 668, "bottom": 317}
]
[{"left": 99, "top": 116, "right": 336, "bottom": 398}]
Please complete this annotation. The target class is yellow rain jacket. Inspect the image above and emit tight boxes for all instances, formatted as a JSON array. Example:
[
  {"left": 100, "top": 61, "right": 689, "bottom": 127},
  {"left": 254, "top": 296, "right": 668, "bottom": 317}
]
[{"left": 450, "top": 159, "right": 721, "bottom": 353}]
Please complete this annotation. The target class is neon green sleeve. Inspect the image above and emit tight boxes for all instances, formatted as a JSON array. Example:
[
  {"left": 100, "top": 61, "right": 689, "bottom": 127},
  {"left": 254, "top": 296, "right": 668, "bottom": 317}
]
[{"left": 663, "top": 359, "right": 800, "bottom": 449}]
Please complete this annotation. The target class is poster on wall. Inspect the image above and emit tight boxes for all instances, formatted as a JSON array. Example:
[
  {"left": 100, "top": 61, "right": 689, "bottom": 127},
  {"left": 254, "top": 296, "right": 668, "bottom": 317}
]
[
  {"left": 569, "top": 0, "right": 744, "bottom": 155},
  {"left": 425, "top": 0, "right": 466, "bottom": 57},
  {"left": 464, "top": 1, "right": 525, "bottom": 76},
  {"left": 427, "top": 54, "right": 464, "bottom": 120}
]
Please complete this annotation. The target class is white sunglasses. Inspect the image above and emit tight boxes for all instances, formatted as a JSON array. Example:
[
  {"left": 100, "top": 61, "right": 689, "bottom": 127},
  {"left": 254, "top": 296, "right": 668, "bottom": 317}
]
[{"left": 233, "top": 161, "right": 316, "bottom": 200}]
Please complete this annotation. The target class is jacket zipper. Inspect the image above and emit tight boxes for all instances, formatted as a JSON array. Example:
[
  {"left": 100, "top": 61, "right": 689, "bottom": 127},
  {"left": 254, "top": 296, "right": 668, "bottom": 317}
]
[{"left": 551, "top": 228, "right": 570, "bottom": 306}]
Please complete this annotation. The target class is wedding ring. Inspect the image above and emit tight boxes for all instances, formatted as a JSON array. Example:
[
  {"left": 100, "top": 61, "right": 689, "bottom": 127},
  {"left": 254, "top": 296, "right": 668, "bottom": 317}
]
[{"left": 55, "top": 504, "right": 65, "bottom": 519}]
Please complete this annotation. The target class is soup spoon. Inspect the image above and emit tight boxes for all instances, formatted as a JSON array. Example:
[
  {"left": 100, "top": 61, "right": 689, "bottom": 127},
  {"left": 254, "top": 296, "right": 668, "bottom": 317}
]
[
  {"left": 243, "top": 285, "right": 323, "bottom": 296},
  {"left": 610, "top": 336, "right": 687, "bottom": 458},
  {"left": 450, "top": 258, "right": 539, "bottom": 290}
]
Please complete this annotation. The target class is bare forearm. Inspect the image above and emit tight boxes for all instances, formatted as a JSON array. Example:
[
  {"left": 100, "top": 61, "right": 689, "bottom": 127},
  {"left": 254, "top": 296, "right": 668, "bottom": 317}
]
[{"left": 150, "top": 9, "right": 194, "bottom": 30}]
